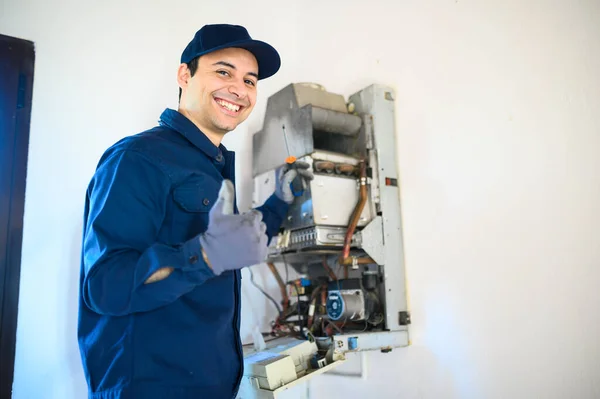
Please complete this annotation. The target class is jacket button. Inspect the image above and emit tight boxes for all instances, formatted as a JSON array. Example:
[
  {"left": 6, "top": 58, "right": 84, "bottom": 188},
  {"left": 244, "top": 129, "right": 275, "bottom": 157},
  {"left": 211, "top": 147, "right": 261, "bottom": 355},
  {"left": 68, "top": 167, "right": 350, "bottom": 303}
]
[
  {"left": 216, "top": 154, "right": 223, "bottom": 162},
  {"left": 189, "top": 255, "right": 198, "bottom": 264},
  {"left": 202, "top": 198, "right": 210, "bottom": 206}
]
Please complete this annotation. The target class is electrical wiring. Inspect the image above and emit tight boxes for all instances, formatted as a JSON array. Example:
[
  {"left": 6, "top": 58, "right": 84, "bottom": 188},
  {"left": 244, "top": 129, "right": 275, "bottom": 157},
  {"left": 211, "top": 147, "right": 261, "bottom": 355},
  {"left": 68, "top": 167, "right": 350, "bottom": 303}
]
[
  {"left": 282, "top": 253, "right": 289, "bottom": 283},
  {"left": 246, "top": 258, "right": 378, "bottom": 342},
  {"left": 248, "top": 267, "right": 282, "bottom": 314},
  {"left": 267, "top": 262, "right": 288, "bottom": 311}
]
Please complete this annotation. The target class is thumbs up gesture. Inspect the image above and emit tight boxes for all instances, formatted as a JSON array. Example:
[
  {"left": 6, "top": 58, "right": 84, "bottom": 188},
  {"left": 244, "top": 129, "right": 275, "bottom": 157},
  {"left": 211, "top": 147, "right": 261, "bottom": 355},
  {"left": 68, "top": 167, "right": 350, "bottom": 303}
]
[{"left": 199, "top": 179, "right": 269, "bottom": 276}]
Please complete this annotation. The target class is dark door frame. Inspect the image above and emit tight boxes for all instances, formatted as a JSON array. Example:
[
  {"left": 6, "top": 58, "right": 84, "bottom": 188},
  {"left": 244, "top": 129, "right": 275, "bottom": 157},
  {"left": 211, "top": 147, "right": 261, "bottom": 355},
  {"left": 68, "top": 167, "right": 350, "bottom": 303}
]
[{"left": 0, "top": 33, "right": 35, "bottom": 398}]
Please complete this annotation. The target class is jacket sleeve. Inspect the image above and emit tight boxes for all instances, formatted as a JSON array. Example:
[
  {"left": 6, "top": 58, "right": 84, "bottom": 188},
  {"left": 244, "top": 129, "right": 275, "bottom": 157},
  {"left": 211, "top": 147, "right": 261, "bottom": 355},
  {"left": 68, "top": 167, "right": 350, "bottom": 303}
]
[
  {"left": 81, "top": 149, "right": 215, "bottom": 317},
  {"left": 254, "top": 194, "right": 289, "bottom": 242}
]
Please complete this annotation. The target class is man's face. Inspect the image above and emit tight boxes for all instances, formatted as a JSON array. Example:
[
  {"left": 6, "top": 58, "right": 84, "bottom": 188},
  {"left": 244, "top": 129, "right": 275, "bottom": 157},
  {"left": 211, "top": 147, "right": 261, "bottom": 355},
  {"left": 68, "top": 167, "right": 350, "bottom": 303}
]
[{"left": 178, "top": 47, "right": 259, "bottom": 140}]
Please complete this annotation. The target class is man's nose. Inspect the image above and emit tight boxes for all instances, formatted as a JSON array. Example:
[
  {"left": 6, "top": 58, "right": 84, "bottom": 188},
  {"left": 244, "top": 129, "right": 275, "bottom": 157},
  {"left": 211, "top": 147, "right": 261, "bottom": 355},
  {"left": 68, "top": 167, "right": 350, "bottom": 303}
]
[{"left": 228, "top": 79, "right": 248, "bottom": 100}]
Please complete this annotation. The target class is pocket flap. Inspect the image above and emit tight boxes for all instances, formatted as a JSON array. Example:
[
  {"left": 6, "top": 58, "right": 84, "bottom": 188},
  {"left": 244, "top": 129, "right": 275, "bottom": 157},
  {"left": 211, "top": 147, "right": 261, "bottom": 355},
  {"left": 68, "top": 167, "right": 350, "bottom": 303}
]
[{"left": 173, "top": 175, "right": 220, "bottom": 212}]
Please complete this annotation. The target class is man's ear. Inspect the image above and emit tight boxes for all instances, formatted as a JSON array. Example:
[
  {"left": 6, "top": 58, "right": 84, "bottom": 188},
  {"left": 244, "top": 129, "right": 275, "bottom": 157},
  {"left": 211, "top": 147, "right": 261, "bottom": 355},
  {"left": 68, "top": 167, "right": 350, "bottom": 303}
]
[{"left": 177, "top": 63, "right": 190, "bottom": 89}]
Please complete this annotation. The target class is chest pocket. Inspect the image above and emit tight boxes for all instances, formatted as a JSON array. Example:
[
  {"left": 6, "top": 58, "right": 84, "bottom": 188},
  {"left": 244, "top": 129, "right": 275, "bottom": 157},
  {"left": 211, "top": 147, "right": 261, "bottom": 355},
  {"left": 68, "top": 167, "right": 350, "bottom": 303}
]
[{"left": 171, "top": 174, "right": 221, "bottom": 240}]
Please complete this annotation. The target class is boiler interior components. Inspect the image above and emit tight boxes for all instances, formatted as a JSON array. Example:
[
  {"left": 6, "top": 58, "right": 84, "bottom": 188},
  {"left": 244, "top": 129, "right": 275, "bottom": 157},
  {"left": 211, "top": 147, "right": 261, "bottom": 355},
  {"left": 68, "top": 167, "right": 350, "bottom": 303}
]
[
  {"left": 326, "top": 278, "right": 382, "bottom": 325},
  {"left": 241, "top": 83, "right": 410, "bottom": 398}
]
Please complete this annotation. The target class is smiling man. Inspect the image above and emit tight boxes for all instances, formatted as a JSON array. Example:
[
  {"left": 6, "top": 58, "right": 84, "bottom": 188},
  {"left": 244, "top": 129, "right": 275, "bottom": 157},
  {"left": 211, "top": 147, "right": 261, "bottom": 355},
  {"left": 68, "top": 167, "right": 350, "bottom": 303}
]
[
  {"left": 177, "top": 47, "right": 259, "bottom": 145},
  {"left": 77, "top": 24, "right": 313, "bottom": 399}
]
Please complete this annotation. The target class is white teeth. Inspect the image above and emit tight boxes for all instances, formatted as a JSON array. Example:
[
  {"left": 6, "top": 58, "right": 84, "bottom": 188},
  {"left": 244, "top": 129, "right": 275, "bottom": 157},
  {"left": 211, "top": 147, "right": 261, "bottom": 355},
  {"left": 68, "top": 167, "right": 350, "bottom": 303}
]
[{"left": 216, "top": 99, "right": 240, "bottom": 112}]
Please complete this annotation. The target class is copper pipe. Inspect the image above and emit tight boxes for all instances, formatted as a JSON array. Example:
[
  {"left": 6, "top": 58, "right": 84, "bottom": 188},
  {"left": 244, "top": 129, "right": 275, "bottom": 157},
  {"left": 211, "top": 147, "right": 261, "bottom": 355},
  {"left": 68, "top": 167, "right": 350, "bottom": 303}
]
[
  {"left": 314, "top": 161, "right": 335, "bottom": 173},
  {"left": 338, "top": 256, "right": 375, "bottom": 265},
  {"left": 335, "top": 163, "right": 357, "bottom": 175},
  {"left": 339, "top": 255, "right": 375, "bottom": 279},
  {"left": 321, "top": 257, "right": 338, "bottom": 281},
  {"left": 342, "top": 160, "right": 367, "bottom": 260},
  {"left": 267, "top": 262, "right": 289, "bottom": 310}
]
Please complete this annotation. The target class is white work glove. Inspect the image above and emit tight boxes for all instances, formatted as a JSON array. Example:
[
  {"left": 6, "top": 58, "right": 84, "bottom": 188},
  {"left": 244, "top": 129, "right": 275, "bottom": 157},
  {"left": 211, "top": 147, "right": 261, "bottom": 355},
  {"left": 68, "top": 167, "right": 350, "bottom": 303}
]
[
  {"left": 275, "top": 161, "right": 314, "bottom": 204},
  {"left": 199, "top": 180, "right": 268, "bottom": 275}
]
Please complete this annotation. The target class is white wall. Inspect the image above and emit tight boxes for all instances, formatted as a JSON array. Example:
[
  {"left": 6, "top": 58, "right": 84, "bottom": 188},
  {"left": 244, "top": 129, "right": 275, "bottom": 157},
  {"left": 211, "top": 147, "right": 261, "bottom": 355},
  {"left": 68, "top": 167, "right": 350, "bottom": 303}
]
[{"left": 3, "top": 0, "right": 600, "bottom": 398}]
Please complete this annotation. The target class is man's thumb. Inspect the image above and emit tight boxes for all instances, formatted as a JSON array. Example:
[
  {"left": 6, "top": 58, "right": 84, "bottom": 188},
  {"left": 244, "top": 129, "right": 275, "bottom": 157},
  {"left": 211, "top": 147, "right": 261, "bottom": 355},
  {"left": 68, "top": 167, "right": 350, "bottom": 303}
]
[
  {"left": 213, "top": 179, "right": 235, "bottom": 216},
  {"left": 282, "top": 169, "right": 298, "bottom": 186}
]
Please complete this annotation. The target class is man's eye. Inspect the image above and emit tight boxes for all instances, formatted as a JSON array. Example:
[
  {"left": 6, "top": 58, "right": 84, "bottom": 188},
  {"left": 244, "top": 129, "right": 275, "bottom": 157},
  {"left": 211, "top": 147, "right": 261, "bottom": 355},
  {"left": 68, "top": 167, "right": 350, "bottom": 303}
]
[
  {"left": 217, "top": 70, "right": 230, "bottom": 76},
  {"left": 245, "top": 79, "right": 256, "bottom": 86}
]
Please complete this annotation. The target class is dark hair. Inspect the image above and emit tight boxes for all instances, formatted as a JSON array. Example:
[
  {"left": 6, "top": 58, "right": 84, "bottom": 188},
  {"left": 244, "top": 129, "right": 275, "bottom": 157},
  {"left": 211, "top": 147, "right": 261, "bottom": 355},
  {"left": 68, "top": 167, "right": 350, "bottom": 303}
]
[{"left": 179, "top": 57, "right": 199, "bottom": 101}]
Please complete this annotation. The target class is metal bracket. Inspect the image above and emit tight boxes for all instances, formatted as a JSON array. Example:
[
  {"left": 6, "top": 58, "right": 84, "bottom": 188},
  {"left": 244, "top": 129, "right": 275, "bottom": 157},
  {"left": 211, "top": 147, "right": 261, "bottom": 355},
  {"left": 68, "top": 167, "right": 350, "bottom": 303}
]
[
  {"left": 358, "top": 216, "right": 385, "bottom": 265},
  {"left": 332, "top": 330, "right": 409, "bottom": 355},
  {"left": 399, "top": 311, "right": 411, "bottom": 326}
]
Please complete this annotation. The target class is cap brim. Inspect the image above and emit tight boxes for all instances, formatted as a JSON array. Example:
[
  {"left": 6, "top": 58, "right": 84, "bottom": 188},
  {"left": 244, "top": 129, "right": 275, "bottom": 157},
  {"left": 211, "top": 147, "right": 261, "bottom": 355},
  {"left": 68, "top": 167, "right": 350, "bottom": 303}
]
[
  {"left": 189, "top": 39, "right": 281, "bottom": 80},
  {"left": 232, "top": 40, "right": 281, "bottom": 80}
]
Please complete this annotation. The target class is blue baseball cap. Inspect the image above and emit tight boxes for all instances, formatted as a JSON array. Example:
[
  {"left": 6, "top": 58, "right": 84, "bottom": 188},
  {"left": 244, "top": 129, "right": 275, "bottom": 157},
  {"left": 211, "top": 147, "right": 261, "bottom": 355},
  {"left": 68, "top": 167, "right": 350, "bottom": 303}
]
[{"left": 180, "top": 24, "right": 281, "bottom": 80}]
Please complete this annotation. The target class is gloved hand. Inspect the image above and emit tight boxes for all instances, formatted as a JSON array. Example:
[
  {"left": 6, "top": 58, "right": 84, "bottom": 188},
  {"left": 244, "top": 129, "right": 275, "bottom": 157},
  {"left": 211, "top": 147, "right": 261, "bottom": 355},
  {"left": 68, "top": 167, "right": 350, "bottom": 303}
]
[
  {"left": 275, "top": 161, "right": 314, "bottom": 204},
  {"left": 199, "top": 180, "right": 268, "bottom": 276}
]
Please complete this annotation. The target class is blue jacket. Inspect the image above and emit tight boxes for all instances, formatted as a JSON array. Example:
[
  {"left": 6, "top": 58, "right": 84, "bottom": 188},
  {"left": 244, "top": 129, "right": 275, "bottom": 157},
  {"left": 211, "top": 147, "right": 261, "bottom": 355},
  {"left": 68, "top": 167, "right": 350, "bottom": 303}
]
[{"left": 77, "top": 109, "right": 288, "bottom": 399}]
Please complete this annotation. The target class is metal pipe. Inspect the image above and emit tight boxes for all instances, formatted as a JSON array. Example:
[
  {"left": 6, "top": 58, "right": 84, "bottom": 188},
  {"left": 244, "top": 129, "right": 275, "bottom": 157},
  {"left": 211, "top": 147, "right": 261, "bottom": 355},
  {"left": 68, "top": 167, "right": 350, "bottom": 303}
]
[
  {"left": 342, "top": 160, "right": 367, "bottom": 261},
  {"left": 322, "top": 257, "right": 338, "bottom": 281},
  {"left": 311, "top": 107, "right": 362, "bottom": 136},
  {"left": 338, "top": 256, "right": 375, "bottom": 266}
]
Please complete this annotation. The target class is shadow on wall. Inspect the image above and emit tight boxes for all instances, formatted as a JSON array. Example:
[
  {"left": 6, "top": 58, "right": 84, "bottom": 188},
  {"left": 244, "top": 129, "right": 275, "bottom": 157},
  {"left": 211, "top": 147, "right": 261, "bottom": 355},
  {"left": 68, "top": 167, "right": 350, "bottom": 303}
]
[
  {"left": 66, "top": 220, "right": 87, "bottom": 397},
  {"left": 311, "top": 345, "right": 461, "bottom": 399}
]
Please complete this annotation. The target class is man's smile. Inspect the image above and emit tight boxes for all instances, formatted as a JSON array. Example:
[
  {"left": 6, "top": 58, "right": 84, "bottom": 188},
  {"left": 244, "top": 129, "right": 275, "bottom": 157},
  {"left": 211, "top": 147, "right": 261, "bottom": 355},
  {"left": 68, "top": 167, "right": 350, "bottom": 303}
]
[{"left": 214, "top": 97, "right": 243, "bottom": 115}]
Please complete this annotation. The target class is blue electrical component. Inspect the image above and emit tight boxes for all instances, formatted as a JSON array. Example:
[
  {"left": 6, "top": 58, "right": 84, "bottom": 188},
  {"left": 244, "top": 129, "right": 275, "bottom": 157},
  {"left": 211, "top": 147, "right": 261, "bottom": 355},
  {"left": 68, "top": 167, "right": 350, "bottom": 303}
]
[
  {"left": 348, "top": 337, "right": 358, "bottom": 350},
  {"left": 299, "top": 278, "right": 311, "bottom": 287},
  {"left": 326, "top": 290, "right": 344, "bottom": 320}
]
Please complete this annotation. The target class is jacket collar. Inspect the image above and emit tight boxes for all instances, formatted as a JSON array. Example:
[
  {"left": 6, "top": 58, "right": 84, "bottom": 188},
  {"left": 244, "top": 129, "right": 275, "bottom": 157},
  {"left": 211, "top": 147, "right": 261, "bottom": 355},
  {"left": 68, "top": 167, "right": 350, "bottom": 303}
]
[{"left": 159, "top": 108, "right": 230, "bottom": 161}]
